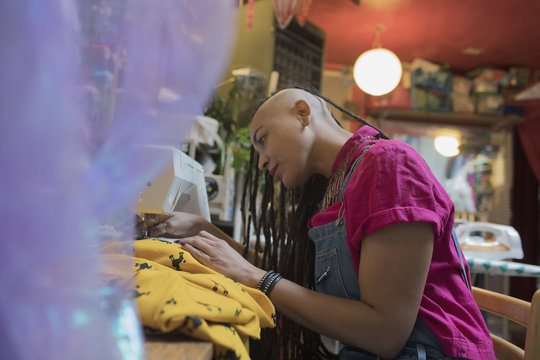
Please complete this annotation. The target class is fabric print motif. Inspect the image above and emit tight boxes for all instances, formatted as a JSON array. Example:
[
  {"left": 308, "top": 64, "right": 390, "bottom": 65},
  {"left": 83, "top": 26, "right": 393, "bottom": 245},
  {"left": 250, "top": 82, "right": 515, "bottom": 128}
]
[
  {"left": 134, "top": 262, "right": 152, "bottom": 271},
  {"left": 169, "top": 251, "right": 186, "bottom": 270},
  {"left": 212, "top": 280, "right": 229, "bottom": 296},
  {"left": 198, "top": 301, "right": 222, "bottom": 313},
  {"left": 165, "top": 297, "right": 177, "bottom": 305},
  {"left": 232, "top": 279, "right": 247, "bottom": 293},
  {"left": 150, "top": 238, "right": 175, "bottom": 244},
  {"left": 215, "top": 349, "right": 242, "bottom": 360},
  {"left": 133, "top": 285, "right": 150, "bottom": 298},
  {"left": 181, "top": 316, "right": 203, "bottom": 334}
]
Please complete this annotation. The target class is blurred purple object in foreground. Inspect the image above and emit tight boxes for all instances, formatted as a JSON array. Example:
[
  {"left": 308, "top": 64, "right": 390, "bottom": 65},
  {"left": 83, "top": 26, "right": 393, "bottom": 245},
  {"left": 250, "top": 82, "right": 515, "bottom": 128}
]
[{"left": 0, "top": 0, "right": 236, "bottom": 359}]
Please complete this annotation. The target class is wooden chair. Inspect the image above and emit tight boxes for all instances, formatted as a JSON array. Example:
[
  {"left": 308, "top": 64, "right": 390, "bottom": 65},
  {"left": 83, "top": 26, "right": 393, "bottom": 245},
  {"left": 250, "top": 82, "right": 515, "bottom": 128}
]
[{"left": 472, "top": 286, "right": 540, "bottom": 360}]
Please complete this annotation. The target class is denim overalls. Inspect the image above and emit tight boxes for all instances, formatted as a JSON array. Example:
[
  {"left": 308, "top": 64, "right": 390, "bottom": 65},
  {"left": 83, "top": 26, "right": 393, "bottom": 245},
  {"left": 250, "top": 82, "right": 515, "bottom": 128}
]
[{"left": 307, "top": 145, "right": 448, "bottom": 360}]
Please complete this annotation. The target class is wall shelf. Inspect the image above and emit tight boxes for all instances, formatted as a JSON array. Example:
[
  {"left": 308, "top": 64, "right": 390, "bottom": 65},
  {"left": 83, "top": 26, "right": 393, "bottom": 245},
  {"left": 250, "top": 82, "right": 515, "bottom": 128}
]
[{"left": 366, "top": 108, "right": 525, "bottom": 129}]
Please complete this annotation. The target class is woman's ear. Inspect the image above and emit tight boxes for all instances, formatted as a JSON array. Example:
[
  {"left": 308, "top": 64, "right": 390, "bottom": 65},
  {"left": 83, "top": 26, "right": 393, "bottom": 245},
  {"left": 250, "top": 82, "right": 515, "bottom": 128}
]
[{"left": 294, "top": 99, "right": 310, "bottom": 126}]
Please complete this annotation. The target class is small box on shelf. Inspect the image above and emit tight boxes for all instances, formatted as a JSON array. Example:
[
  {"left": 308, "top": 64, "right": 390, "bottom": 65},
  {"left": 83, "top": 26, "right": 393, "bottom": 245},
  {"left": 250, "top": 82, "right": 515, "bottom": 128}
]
[
  {"left": 453, "top": 76, "right": 473, "bottom": 95},
  {"left": 452, "top": 93, "right": 475, "bottom": 113},
  {"left": 451, "top": 75, "right": 475, "bottom": 113},
  {"left": 411, "top": 69, "right": 452, "bottom": 112},
  {"left": 472, "top": 79, "right": 499, "bottom": 94},
  {"left": 475, "top": 93, "right": 505, "bottom": 115}
]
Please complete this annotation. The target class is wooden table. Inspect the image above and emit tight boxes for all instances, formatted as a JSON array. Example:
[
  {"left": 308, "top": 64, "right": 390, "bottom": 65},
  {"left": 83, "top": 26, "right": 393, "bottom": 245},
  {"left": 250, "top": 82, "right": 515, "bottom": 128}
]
[{"left": 144, "top": 333, "right": 213, "bottom": 360}]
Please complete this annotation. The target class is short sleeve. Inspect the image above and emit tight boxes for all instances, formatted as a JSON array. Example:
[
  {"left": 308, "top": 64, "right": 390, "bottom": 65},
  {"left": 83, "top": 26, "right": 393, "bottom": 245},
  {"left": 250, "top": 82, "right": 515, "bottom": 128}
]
[{"left": 344, "top": 140, "right": 453, "bottom": 264}]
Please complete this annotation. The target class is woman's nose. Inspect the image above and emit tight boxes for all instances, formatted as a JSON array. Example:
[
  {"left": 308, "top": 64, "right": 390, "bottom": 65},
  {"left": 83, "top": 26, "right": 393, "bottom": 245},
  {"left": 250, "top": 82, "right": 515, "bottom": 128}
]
[{"left": 258, "top": 153, "right": 269, "bottom": 170}]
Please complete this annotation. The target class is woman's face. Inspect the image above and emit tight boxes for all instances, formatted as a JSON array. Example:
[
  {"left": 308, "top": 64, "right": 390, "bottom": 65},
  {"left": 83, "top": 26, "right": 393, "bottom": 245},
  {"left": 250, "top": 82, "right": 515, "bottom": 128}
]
[{"left": 249, "top": 103, "right": 312, "bottom": 189}]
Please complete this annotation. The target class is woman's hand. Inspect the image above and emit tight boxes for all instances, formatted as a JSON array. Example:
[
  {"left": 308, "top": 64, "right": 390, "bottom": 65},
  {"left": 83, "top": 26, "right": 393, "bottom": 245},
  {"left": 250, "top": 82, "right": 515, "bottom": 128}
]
[
  {"left": 137, "top": 212, "right": 205, "bottom": 238},
  {"left": 137, "top": 212, "right": 260, "bottom": 265},
  {"left": 181, "top": 231, "right": 266, "bottom": 287}
]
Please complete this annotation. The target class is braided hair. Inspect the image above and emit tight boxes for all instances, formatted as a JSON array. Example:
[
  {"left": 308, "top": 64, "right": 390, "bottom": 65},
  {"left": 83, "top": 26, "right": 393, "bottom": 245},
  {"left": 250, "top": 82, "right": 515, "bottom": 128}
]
[{"left": 240, "top": 87, "right": 388, "bottom": 359}]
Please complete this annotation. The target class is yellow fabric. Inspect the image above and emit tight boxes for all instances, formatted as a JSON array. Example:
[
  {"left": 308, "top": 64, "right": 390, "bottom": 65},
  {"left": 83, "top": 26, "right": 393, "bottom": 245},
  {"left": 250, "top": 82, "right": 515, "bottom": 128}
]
[{"left": 101, "top": 238, "right": 276, "bottom": 360}]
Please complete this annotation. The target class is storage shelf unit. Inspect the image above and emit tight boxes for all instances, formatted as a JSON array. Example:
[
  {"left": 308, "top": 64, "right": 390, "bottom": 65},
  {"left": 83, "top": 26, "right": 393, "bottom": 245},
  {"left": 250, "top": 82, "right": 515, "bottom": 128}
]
[
  {"left": 366, "top": 108, "right": 525, "bottom": 129},
  {"left": 273, "top": 19, "right": 325, "bottom": 90}
]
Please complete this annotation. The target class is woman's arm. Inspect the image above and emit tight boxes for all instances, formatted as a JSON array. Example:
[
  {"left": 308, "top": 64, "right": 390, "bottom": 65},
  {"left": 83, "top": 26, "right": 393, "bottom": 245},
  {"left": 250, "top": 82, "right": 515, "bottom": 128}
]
[{"left": 181, "top": 221, "right": 434, "bottom": 359}]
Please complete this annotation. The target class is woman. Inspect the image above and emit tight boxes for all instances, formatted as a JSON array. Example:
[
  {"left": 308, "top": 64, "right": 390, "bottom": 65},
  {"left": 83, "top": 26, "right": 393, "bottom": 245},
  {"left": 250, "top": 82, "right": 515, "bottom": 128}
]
[{"left": 147, "top": 88, "right": 495, "bottom": 359}]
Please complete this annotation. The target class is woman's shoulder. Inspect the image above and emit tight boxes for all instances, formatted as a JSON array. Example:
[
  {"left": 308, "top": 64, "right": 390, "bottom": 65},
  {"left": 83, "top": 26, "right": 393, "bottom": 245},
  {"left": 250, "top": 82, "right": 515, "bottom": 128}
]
[
  {"left": 350, "top": 127, "right": 418, "bottom": 154},
  {"left": 349, "top": 135, "right": 441, "bottom": 191},
  {"left": 352, "top": 134, "right": 423, "bottom": 166}
]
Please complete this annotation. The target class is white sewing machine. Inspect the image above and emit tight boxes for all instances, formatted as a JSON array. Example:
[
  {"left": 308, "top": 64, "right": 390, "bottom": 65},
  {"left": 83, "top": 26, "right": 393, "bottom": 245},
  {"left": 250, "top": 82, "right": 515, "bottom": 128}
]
[{"left": 136, "top": 145, "right": 210, "bottom": 221}]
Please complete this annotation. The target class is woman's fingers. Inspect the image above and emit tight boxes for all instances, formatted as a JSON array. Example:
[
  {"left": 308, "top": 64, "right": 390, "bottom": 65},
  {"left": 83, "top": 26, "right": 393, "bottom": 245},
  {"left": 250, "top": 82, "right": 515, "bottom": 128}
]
[
  {"left": 181, "top": 234, "right": 229, "bottom": 264},
  {"left": 180, "top": 241, "right": 211, "bottom": 265},
  {"left": 181, "top": 235, "right": 216, "bottom": 255},
  {"left": 179, "top": 233, "right": 263, "bottom": 286}
]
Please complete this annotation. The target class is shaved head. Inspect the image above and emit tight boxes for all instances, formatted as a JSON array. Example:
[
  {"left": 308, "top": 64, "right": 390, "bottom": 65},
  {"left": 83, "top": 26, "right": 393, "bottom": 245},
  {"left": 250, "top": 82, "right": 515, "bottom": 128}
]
[{"left": 254, "top": 88, "right": 328, "bottom": 122}]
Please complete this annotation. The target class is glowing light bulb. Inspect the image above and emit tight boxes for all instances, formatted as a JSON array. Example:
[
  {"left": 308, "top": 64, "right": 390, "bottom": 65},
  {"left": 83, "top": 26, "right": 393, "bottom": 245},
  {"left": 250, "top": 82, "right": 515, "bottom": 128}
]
[
  {"left": 353, "top": 48, "right": 402, "bottom": 96},
  {"left": 434, "top": 136, "right": 460, "bottom": 157}
]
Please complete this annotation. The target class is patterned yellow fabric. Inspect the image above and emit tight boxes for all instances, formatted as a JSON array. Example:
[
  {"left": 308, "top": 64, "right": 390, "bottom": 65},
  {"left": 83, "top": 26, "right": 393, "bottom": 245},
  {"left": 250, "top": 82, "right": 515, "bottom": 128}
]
[{"left": 101, "top": 238, "right": 276, "bottom": 360}]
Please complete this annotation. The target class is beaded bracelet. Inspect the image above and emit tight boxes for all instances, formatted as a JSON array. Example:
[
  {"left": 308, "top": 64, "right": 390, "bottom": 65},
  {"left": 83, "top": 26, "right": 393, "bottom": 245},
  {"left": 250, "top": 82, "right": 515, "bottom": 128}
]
[
  {"left": 265, "top": 274, "right": 282, "bottom": 295},
  {"left": 257, "top": 270, "right": 282, "bottom": 296},
  {"left": 257, "top": 270, "right": 274, "bottom": 290},
  {"left": 261, "top": 272, "right": 280, "bottom": 294}
]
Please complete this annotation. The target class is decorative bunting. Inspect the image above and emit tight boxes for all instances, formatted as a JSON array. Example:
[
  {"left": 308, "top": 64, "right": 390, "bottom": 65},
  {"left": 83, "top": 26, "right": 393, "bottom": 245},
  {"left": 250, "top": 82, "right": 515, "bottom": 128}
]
[
  {"left": 295, "top": 0, "right": 312, "bottom": 26},
  {"left": 246, "top": 0, "right": 255, "bottom": 29},
  {"left": 273, "top": 0, "right": 302, "bottom": 29}
]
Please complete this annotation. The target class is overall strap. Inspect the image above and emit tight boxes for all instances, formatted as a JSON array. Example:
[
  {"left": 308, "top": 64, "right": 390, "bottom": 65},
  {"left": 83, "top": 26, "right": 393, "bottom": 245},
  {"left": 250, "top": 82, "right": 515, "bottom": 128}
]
[
  {"left": 335, "top": 144, "right": 373, "bottom": 226},
  {"left": 339, "top": 144, "right": 373, "bottom": 200},
  {"left": 452, "top": 228, "right": 472, "bottom": 291}
]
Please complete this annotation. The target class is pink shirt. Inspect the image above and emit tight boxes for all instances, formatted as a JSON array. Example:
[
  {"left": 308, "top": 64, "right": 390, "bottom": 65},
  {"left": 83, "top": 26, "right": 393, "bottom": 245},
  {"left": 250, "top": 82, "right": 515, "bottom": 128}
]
[{"left": 310, "top": 126, "right": 495, "bottom": 359}]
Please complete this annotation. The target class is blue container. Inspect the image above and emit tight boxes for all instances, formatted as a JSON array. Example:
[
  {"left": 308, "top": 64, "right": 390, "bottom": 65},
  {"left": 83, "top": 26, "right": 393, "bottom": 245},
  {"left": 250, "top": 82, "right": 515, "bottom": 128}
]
[{"left": 411, "top": 69, "right": 452, "bottom": 111}]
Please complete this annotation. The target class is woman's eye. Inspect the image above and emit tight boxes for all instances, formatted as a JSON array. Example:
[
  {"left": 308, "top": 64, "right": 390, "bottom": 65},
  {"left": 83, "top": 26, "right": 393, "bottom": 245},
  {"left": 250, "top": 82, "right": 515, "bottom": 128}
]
[{"left": 258, "top": 135, "right": 266, "bottom": 147}]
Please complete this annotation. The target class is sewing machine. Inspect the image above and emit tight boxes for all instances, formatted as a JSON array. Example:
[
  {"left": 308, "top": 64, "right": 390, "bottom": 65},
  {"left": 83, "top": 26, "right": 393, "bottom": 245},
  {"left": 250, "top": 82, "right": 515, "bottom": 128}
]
[{"left": 136, "top": 145, "right": 210, "bottom": 229}]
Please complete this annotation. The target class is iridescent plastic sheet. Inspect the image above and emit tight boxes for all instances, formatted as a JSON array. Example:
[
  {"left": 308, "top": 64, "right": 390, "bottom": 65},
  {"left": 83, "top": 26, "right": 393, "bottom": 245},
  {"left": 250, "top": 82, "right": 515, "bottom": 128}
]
[{"left": 0, "top": 1, "right": 236, "bottom": 358}]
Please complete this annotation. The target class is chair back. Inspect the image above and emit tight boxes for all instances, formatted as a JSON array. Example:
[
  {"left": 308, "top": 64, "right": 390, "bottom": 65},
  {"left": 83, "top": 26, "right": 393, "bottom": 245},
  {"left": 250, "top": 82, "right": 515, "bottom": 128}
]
[{"left": 472, "top": 286, "right": 540, "bottom": 360}]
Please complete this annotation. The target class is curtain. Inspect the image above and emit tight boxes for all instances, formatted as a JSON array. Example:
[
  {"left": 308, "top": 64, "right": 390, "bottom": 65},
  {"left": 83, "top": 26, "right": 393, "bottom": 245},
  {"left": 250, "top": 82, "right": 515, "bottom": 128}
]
[{"left": 517, "top": 103, "right": 540, "bottom": 183}]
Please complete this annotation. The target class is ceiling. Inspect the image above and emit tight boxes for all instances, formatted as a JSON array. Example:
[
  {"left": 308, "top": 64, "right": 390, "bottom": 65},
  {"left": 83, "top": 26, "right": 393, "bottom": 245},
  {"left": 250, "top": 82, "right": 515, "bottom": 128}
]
[{"left": 305, "top": 0, "right": 540, "bottom": 75}]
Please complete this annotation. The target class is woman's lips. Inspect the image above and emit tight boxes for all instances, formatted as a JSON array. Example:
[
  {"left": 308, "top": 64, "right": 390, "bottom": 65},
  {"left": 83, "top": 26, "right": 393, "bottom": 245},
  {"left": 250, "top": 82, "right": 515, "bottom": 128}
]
[{"left": 270, "top": 165, "right": 278, "bottom": 178}]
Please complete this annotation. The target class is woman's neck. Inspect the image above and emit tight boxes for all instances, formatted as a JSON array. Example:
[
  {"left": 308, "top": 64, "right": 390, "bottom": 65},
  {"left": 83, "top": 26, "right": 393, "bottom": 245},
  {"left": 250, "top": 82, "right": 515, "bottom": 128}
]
[{"left": 311, "top": 125, "right": 353, "bottom": 178}]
